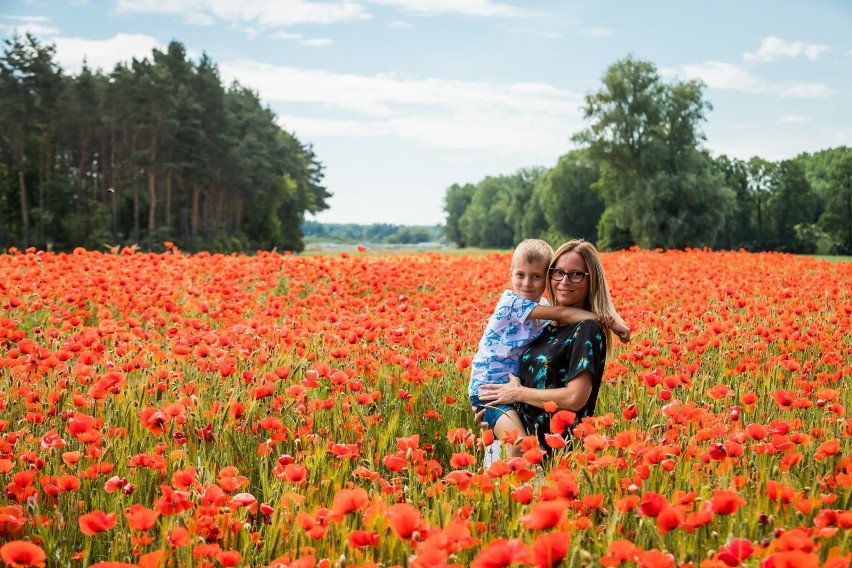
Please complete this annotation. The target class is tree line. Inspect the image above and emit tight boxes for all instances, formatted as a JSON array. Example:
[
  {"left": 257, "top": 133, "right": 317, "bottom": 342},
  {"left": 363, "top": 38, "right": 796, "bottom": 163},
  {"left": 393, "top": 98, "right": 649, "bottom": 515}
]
[
  {"left": 0, "top": 34, "right": 330, "bottom": 253},
  {"left": 444, "top": 56, "right": 852, "bottom": 254},
  {"left": 302, "top": 221, "right": 443, "bottom": 245}
]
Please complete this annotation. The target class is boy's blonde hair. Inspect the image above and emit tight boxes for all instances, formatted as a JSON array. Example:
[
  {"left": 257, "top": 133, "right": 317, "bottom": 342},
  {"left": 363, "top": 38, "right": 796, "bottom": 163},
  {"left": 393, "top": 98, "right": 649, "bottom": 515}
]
[{"left": 511, "top": 239, "right": 554, "bottom": 270}]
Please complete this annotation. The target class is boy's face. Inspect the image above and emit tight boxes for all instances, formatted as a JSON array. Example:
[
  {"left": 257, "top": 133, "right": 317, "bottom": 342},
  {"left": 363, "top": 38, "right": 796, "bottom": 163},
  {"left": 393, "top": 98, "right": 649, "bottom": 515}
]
[{"left": 511, "top": 258, "right": 548, "bottom": 301}]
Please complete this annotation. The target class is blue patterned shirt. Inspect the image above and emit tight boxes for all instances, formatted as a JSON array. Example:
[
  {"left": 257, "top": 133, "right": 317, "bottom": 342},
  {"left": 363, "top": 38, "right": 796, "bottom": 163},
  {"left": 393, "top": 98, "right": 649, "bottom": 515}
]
[{"left": 469, "top": 290, "right": 549, "bottom": 396}]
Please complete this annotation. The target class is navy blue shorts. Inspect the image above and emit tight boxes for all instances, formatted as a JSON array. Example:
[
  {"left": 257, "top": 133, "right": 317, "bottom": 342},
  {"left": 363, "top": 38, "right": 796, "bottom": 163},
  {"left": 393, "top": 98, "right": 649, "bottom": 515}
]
[{"left": 470, "top": 393, "right": 516, "bottom": 430}]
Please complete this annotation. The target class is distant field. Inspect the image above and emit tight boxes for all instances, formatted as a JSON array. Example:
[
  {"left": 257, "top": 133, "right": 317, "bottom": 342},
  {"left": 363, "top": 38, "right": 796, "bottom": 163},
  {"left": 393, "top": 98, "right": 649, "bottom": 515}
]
[
  {"left": 305, "top": 242, "right": 852, "bottom": 262},
  {"left": 812, "top": 254, "right": 852, "bottom": 263}
]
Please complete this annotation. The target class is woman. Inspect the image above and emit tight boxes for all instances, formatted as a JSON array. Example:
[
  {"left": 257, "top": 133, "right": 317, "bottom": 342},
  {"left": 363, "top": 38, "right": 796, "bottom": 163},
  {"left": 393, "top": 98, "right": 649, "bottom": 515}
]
[{"left": 475, "top": 239, "right": 624, "bottom": 450}]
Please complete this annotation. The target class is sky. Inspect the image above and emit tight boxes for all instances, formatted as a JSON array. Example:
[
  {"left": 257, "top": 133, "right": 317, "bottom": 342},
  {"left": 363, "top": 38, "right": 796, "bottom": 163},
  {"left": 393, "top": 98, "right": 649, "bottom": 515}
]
[{"left": 2, "top": 1, "right": 851, "bottom": 226}]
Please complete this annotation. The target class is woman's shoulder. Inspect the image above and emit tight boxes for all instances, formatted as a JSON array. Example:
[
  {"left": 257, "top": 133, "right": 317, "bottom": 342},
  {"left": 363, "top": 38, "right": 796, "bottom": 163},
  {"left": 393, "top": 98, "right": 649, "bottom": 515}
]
[
  {"left": 546, "top": 319, "right": 605, "bottom": 342},
  {"left": 549, "top": 318, "right": 602, "bottom": 332},
  {"left": 575, "top": 318, "right": 603, "bottom": 332}
]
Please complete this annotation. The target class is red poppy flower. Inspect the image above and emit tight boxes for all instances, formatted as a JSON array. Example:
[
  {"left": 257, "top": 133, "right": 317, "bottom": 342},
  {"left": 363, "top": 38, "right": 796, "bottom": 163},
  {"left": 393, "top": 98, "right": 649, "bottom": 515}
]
[
  {"left": 328, "top": 487, "right": 370, "bottom": 522},
  {"left": 814, "top": 439, "right": 840, "bottom": 460},
  {"left": 636, "top": 549, "right": 675, "bottom": 568},
  {"left": 78, "top": 510, "right": 117, "bottom": 536},
  {"left": 710, "top": 489, "right": 746, "bottom": 515},
  {"left": 549, "top": 411, "right": 576, "bottom": 435},
  {"left": 215, "top": 550, "right": 242, "bottom": 567},
  {"left": 521, "top": 500, "right": 568, "bottom": 530},
  {"left": 655, "top": 505, "right": 684, "bottom": 535},
  {"left": 717, "top": 538, "right": 754, "bottom": 566},
  {"left": 450, "top": 452, "right": 476, "bottom": 468},
  {"left": 600, "top": 540, "right": 639, "bottom": 567},
  {"left": 167, "top": 527, "right": 191, "bottom": 547},
  {"left": 543, "top": 433, "right": 566, "bottom": 449},
  {"left": 615, "top": 495, "right": 640, "bottom": 513},
  {"left": 773, "top": 389, "right": 795, "bottom": 409},
  {"left": 470, "top": 538, "right": 528, "bottom": 568},
  {"left": 510, "top": 484, "right": 534, "bottom": 504},
  {"left": 530, "top": 531, "right": 570, "bottom": 568},
  {"left": 155, "top": 484, "right": 193, "bottom": 515},
  {"left": 638, "top": 492, "right": 668, "bottom": 518},
  {"left": 124, "top": 504, "right": 159, "bottom": 531},
  {"left": 386, "top": 503, "right": 422, "bottom": 539},
  {"left": 0, "top": 541, "right": 46, "bottom": 568},
  {"left": 348, "top": 530, "right": 380, "bottom": 548}
]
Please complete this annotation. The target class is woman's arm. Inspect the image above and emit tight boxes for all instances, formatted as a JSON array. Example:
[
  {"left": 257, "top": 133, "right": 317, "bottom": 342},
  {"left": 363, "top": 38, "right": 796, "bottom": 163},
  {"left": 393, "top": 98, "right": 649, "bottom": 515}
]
[
  {"left": 476, "top": 372, "right": 593, "bottom": 411},
  {"left": 529, "top": 305, "right": 631, "bottom": 343},
  {"left": 529, "top": 305, "right": 597, "bottom": 325}
]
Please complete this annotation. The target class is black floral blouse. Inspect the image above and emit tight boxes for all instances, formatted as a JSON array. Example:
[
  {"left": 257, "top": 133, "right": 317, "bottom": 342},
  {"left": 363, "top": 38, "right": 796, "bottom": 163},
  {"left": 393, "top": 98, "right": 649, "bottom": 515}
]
[{"left": 517, "top": 319, "right": 607, "bottom": 451}]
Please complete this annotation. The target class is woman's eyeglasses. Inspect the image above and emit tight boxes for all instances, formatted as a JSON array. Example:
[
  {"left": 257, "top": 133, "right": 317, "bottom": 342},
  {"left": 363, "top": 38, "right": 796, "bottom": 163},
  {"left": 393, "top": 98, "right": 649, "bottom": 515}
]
[{"left": 549, "top": 268, "right": 589, "bottom": 283}]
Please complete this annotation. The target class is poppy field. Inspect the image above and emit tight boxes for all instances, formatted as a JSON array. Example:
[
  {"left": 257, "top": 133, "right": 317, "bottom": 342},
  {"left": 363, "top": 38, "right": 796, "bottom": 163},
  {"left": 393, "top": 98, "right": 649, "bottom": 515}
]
[{"left": 0, "top": 246, "right": 850, "bottom": 568}]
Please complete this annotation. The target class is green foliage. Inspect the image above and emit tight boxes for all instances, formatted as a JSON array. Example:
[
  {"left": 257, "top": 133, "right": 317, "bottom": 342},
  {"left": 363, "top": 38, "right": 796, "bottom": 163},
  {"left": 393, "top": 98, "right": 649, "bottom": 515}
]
[
  {"left": 596, "top": 207, "right": 633, "bottom": 251},
  {"left": 61, "top": 199, "right": 114, "bottom": 249},
  {"left": 458, "top": 176, "right": 516, "bottom": 249},
  {"left": 536, "top": 150, "right": 603, "bottom": 244},
  {"left": 443, "top": 183, "right": 476, "bottom": 247},
  {"left": 816, "top": 149, "right": 852, "bottom": 254},
  {"left": 576, "top": 56, "right": 732, "bottom": 249},
  {"left": 504, "top": 166, "right": 546, "bottom": 242},
  {"left": 713, "top": 155, "right": 756, "bottom": 250},
  {"left": 0, "top": 34, "right": 328, "bottom": 253},
  {"left": 302, "top": 221, "right": 443, "bottom": 245},
  {"left": 766, "top": 159, "right": 819, "bottom": 252},
  {"left": 439, "top": 55, "right": 848, "bottom": 255}
]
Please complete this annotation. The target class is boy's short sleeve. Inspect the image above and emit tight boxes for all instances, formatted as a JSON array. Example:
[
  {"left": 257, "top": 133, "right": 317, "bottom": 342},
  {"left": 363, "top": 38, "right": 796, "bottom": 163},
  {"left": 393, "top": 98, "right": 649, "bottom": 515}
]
[{"left": 508, "top": 293, "right": 541, "bottom": 324}]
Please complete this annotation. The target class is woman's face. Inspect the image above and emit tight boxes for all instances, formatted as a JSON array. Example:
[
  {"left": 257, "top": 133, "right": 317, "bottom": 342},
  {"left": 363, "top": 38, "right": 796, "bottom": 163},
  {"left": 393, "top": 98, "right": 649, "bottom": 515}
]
[{"left": 551, "top": 251, "right": 589, "bottom": 308}]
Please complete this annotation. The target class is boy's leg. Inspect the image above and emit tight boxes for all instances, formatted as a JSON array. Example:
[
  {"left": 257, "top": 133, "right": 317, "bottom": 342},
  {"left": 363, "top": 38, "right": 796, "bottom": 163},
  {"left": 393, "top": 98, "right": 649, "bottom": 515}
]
[
  {"left": 493, "top": 409, "right": 527, "bottom": 458},
  {"left": 484, "top": 439, "right": 502, "bottom": 468}
]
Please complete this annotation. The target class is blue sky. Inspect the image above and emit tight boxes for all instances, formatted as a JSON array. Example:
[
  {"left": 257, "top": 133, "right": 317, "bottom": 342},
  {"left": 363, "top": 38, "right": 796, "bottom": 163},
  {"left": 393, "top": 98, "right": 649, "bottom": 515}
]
[{"left": 2, "top": 1, "right": 851, "bottom": 225}]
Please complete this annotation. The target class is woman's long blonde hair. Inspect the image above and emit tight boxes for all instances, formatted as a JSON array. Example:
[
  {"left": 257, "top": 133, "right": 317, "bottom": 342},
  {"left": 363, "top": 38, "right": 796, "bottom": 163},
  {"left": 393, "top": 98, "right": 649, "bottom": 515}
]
[{"left": 545, "top": 239, "right": 617, "bottom": 357}]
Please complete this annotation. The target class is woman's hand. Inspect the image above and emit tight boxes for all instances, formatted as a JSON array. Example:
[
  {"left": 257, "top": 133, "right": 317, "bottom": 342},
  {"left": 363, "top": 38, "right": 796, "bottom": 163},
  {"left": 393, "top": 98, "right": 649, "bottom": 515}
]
[{"left": 477, "top": 374, "right": 524, "bottom": 405}]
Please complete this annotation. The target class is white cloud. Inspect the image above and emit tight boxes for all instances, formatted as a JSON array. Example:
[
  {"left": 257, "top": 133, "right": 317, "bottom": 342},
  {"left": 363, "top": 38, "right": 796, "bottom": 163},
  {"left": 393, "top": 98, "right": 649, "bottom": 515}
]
[
  {"left": 0, "top": 14, "right": 59, "bottom": 37},
  {"left": 270, "top": 31, "right": 334, "bottom": 46},
  {"left": 222, "top": 60, "right": 582, "bottom": 155},
  {"left": 665, "top": 61, "right": 764, "bottom": 92},
  {"left": 744, "top": 36, "right": 830, "bottom": 63},
  {"left": 778, "top": 114, "right": 810, "bottom": 124},
  {"left": 272, "top": 31, "right": 303, "bottom": 40},
  {"left": 302, "top": 38, "right": 334, "bottom": 46},
  {"left": 0, "top": 14, "right": 49, "bottom": 21},
  {"left": 0, "top": 22, "right": 60, "bottom": 37},
  {"left": 667, "top": 61, "right": 835, "bottom": 98},
  {"left": 710, "top": 124, "right": 852, "bottom": 162},
  {"left": 774, "top": 82, "right": 834, "bottom": 98},
  {"left": 52, "top": 33, "right": 161, "bottom": 73},
  {"left": 583, "top": 27, "right": 614, "bottom": 38},
  {"left": 364, "top": 0, "right": 534, "bottom": 17},
  {"left": 278, "top": 116, "right": 392, "bottom": 138},
  {"left": 114, "top": 0, "right": 371, "bottom": 27}
]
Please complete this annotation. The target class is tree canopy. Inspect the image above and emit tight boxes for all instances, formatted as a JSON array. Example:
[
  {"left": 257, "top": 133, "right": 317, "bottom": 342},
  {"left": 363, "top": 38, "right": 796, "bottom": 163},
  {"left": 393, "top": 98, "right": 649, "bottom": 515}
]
[
  {"left": 0, "top": 34, "right": 329, "bottom": 252},
  {"left": 441, "top": 55, "right": 849, "bottom": 255}
]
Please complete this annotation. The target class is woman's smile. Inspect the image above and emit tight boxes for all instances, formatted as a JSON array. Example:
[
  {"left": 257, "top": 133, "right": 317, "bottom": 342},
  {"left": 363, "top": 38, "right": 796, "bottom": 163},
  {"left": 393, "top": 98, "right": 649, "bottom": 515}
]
[{"left": 550, "top": 252, "right": 589, "bottom": 308}]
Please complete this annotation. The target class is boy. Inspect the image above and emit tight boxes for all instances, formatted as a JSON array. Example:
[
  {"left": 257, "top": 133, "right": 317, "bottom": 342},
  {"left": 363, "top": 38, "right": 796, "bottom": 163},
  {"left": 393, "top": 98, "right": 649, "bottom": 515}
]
[{"left": 469, "top": 239, "right": 629, "bottom": 463}]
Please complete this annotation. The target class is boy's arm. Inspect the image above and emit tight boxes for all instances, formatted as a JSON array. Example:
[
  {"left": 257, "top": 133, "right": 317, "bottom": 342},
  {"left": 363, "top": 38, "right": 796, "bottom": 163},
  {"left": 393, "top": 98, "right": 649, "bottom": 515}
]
[
  {"left": 607, "top": 312, "right": 632, "bottom": 343},
  {"left": 529, "top": 305, "right": 598, "bottom": 325},
  {"left": 529, "top": 304, "right": 633, "bottom": 343}
]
